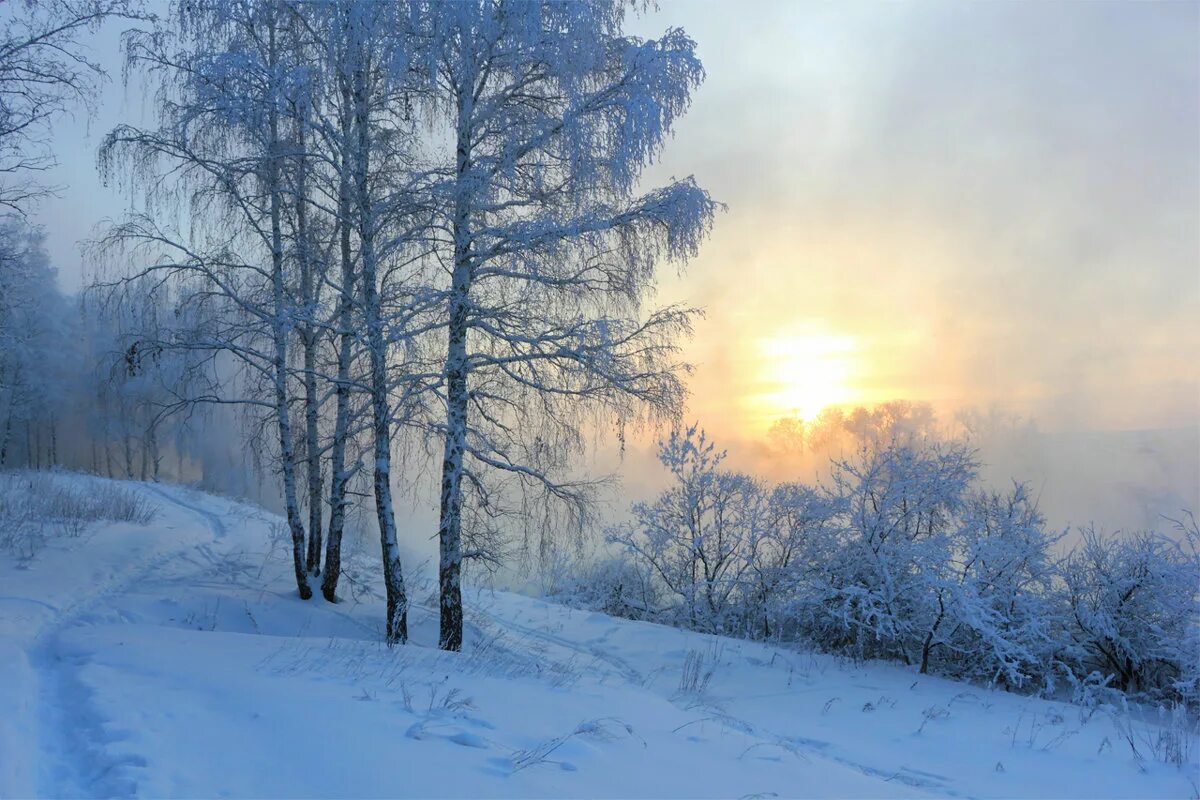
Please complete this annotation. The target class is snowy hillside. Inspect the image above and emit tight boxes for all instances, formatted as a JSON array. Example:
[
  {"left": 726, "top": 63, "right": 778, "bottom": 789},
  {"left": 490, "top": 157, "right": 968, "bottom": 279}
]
[{"left": 1, "top": 474, "right": 1196, "bottom": 799}]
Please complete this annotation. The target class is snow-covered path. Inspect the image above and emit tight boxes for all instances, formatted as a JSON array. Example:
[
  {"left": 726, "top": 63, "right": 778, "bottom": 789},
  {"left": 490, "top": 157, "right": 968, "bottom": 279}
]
[
  {"left": 1, "top": 482, "right": 229, "bottom": 797},
  {"left": 1, "top": 476, "right": 1196, "bottom": 798}
]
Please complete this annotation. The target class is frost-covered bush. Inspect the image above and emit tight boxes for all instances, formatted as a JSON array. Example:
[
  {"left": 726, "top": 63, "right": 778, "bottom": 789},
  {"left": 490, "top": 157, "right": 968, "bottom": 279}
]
[
  {"left": 802, "top": 437, "right": 976, "bottom": 668},
  {"left": 938, "top": 484, "right": 1062, "bottom": 689},
  {"left": 741, "top": 483, "right": 837, "bottom": 640},
  {"left": 608, "top": 426, "right": 767, "bottom": 633},
  {"left": 0, "top": 470, "right": 155, "bottom": 558},
  {"left": 1057, "top": 519, "right": 1200, "bottom": 705},
  {"left": 547, "top": 552, "right": 664, "bottom": 622}
]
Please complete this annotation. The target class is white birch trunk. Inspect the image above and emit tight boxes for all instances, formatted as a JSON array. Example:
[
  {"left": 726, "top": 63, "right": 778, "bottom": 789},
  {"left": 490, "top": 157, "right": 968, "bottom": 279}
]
[
  {"left": 266, "top": 13, "right": 312, "bottom": 601},
  {"left": 321, "top": 77, "right": 357, "bottom": 603},
  {"left": 352, "top": 47, "right": 407, "bottom": 643},
  {"left": 436, "top": 61, "right": 477, "bottom": 653}
]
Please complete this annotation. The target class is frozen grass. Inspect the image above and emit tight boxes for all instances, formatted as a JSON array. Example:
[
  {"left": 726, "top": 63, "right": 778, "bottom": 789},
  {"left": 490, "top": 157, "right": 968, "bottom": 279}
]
[
  {"left": 510, "top": 718, "right": 640, "bottom": 773},
  {"left": 0, "top": 470, "right": 155, "bottom": 559},
  {"left": 1110, "top": 704, "right": 1199, "bottom": 770},
  {"left": 677, "top": 644, "right": 721, "bottom": 697}
]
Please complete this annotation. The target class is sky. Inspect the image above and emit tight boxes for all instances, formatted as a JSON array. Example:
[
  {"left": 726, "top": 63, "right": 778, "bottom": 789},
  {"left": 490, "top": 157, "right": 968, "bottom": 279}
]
[
  {"left": 628, "top": 0, "right": 1200, "bottom": 440},
  {"left": 31, "top": 1, "right": 1200, "bottom": 500}
]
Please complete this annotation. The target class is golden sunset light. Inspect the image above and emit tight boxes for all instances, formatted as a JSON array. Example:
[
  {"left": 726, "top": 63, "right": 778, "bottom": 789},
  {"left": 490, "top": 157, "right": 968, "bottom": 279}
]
[{"left": 753, "top": 329, "right": 860, "bottom": 426}]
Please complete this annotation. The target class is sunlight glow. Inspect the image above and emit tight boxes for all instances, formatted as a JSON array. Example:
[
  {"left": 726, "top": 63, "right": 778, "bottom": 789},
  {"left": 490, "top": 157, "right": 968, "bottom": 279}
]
[{"left": 755, "top": 330, "right": 860, "bottom": 422}]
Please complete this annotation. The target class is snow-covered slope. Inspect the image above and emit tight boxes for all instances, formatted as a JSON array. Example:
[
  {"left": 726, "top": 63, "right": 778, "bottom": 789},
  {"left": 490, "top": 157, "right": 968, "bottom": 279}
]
[{"left": 1, "top": 476, "right": 1196, "bottom": 798}]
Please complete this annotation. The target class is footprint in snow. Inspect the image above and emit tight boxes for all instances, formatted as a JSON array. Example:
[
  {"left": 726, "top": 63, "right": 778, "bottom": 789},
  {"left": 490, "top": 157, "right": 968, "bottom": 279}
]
[
  {"left": 406, "top": 721, "right": 490, "bottom": 750},
  {"left": 449, "top": 731, "right": 489, "bottom": 748}
]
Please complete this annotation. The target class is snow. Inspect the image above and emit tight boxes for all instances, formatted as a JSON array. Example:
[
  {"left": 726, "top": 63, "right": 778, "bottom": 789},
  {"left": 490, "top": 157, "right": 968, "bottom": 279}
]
[{"left": 1, "top": 474, "right": 1196, "bottom": 798}]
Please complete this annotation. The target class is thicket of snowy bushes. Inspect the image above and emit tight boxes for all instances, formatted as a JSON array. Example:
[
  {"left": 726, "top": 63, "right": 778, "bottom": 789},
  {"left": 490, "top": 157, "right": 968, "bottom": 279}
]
[
  {"left": 553, "top": 421, "right": 1200, "bottom": 708},
  {"left": 0, "top": 470, "right": 155, "bottom": 559}
]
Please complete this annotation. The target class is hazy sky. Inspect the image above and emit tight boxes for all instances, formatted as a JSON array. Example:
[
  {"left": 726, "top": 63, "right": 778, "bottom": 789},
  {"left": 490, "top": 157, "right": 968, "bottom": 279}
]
[
  {"left": 34, "top": 1, "right": 1200, "bottom": 447},
  {"left": 633, "top": 0, "right": 1200, "bottom": 440}
]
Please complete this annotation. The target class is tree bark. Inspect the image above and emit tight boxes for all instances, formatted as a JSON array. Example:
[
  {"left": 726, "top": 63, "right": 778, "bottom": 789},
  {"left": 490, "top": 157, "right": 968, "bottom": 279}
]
[
  {"left": 352, "top": 48, "right": 406, "bottom": 643},
  {"left": 147, "top": 419, "right": 160, "bottom": 481},
  {"left": 0, "top": 412, "right": 11, "bottom": 467},
  {"left": 122, "top": 431, "right": 134, "bottom": 479},
  {"left": 266, "top": 13, "right": 311, "bottom": 601},
  {"left": 321, "top": 83, "right": 356, "bottom": 603},
  {"left": 294, "top": 109, "right": 323, "bottom": 577},
  {"left": 436, "top": 64, "right": 477, "bottom": 653}
]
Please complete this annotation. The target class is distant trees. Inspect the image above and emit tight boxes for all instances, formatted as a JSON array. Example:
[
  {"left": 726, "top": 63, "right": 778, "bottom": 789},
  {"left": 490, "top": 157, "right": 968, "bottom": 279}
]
[
  {"left": 0, "top": 2, "right": 256, "bottom": 492},
  {"left": 0, "top": 214, "right": 231, "bottom": 485},
  {"left": 0, "top": 218, "right": 68, "bottom": 465},
  {"left": 596, "top": 424, "right": 1200, "bottom": 706}
]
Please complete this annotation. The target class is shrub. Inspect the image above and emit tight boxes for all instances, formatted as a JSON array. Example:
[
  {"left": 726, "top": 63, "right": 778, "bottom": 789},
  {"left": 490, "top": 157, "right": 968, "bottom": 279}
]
[
  {"left": 0, "top": 470, "right": 156, "bottom": 558},
  {"left": 1058, "top": 520, "right": 1199, "bottom": 705}
]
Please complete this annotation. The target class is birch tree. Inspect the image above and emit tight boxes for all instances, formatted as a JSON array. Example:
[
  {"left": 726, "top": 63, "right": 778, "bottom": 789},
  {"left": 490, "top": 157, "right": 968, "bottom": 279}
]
[
  {"left": 299, "top": 0, "right": 436, "bottom": 639},
  {"left": 100, "top": 0, "right": 326, "bottom": 599},
  {"left": 420, "top": 0, "right": 716, "bottom": 651}
]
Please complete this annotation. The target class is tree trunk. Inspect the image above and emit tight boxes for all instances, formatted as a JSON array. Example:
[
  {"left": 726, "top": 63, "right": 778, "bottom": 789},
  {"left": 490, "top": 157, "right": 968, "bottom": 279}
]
[
  {"left": 139, "top": 430, "right": 148, "bottom": 481},
  {"left": 0, "top": 412, "right": 11, "bottom": 467},
  {"left": 302, "top": 322, "right": 322, "bottom": 577},
  {"left": 296, "top": 112, "right": 323, "bottom": 577},
  {"left": 321, "top": 93, "right": 356, "bottom": 603},
  {"left": 436, "top": 62, "right": 477, "bottom": 654},
  {"left": 353, "top": 51, "right": 406, "bottom": 643},
  {"left": 437, "top": 269, "right": 468, "bottom": 651},
  {"left": 266, "top": 15, "right": 311, "bottom": 601},
  {"left": 919, "top": 595, "right": 946, "bottom": 674},
  {"left": 147, "top": 420, "right": 160, "bottom": 481},
  {"left": 122, "top": 431, "right": 134, "bottom": 479}
]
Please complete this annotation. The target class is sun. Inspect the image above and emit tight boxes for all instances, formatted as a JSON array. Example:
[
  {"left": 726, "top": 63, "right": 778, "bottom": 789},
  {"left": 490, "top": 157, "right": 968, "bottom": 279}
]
[{"left": 755, "top": 330, "right": 860, "bottom": 422}]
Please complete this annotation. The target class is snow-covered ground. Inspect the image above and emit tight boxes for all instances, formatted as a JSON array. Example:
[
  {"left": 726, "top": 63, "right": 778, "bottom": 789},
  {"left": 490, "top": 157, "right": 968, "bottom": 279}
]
[{"left": 1, "top": 474, "right": 1197, "bottom": 799}]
